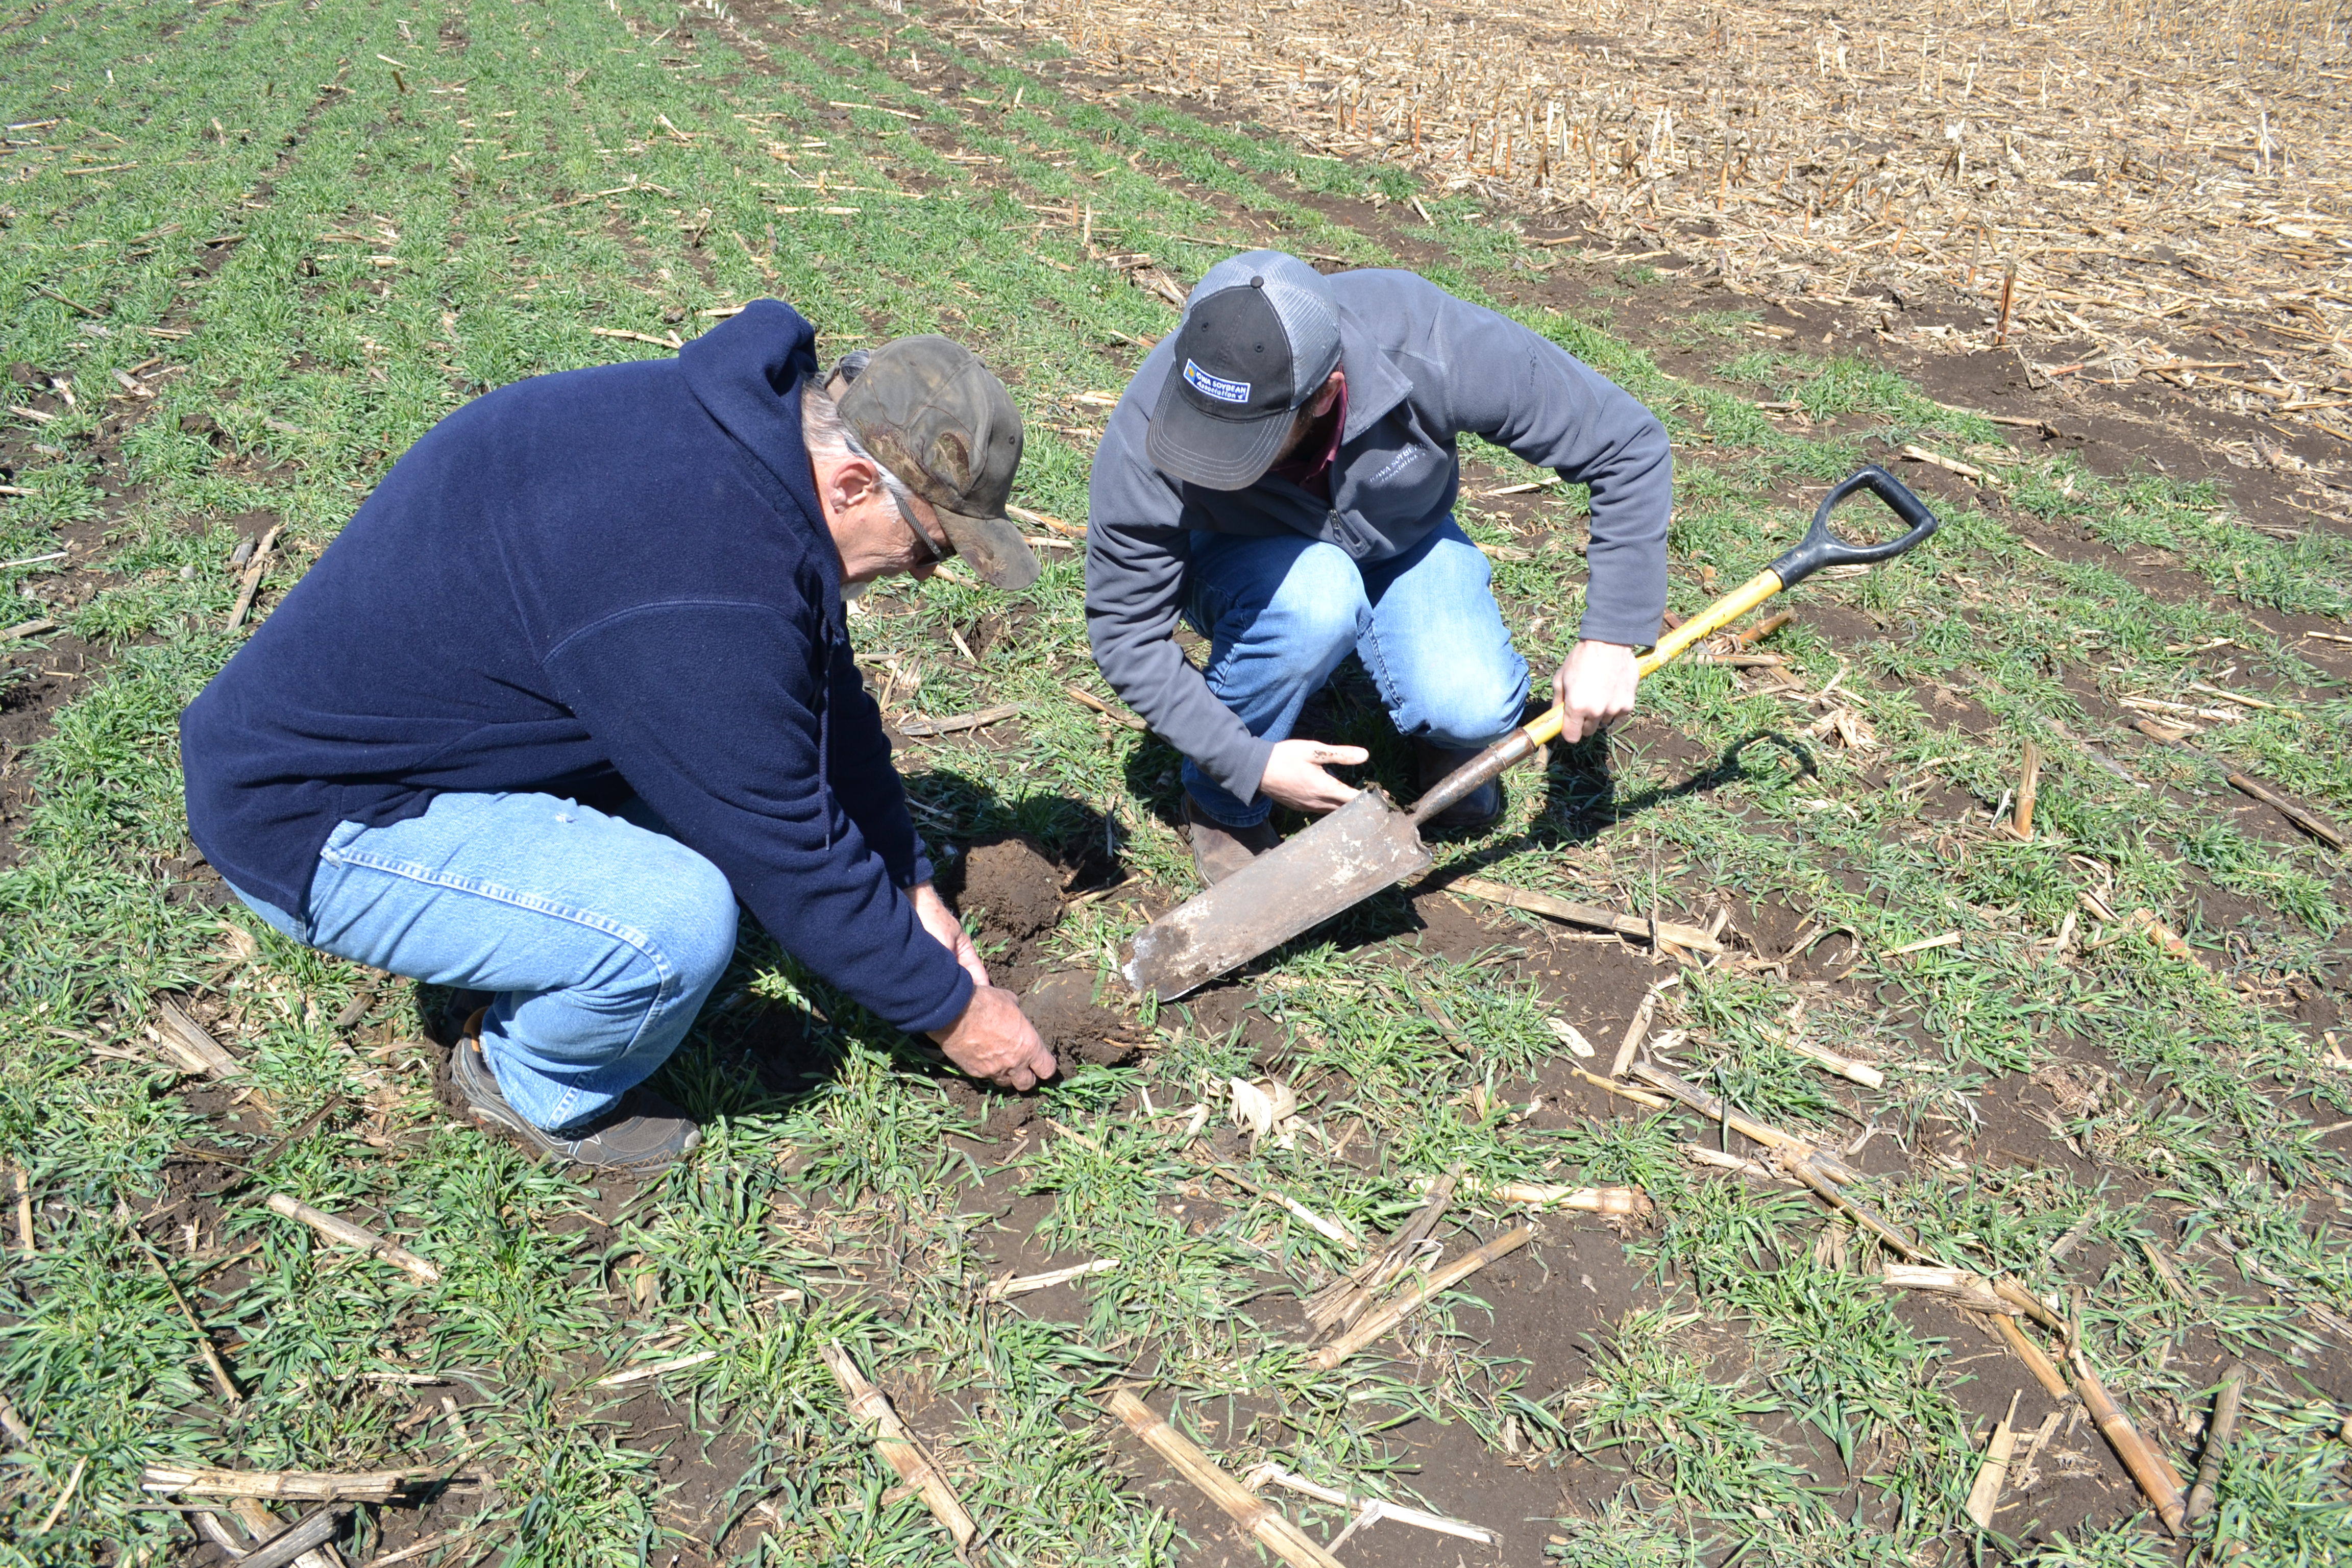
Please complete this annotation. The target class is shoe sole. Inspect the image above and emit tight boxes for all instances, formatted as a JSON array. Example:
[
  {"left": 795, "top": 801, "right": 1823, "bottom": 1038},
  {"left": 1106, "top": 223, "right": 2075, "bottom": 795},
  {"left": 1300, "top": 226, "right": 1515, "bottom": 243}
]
[{"left": 452, "top": 1038, "right": 696, "bottom": 1174}]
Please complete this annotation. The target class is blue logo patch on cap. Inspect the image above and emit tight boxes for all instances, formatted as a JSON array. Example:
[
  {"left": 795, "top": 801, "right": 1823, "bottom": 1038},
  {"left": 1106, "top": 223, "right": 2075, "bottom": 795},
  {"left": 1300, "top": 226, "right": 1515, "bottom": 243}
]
[{"left": 1182, "top": 359, "right": 1252, "bottom": 405}]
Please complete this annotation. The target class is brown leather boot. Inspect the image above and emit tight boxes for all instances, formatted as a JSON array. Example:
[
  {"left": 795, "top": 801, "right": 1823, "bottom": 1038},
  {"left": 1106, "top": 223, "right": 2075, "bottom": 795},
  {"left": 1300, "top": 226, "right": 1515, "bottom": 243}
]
[
  {"left": 1184, "top": 794, "right": 1281, "bottom": 886},
  {"left": 1415, "top": 742, "right": 1503, "bottom": 831}
]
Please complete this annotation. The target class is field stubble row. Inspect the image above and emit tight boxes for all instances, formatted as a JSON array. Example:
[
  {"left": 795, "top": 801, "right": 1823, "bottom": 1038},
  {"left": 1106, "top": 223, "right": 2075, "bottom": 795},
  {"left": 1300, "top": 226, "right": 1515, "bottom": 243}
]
[{"left": 966, "top": 0, "right": 2352, "bottom": 475}]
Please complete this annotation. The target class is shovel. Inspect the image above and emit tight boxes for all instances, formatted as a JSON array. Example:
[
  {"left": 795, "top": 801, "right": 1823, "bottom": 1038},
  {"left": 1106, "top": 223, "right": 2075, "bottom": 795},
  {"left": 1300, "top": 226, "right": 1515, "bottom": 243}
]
[{"left": 1124, "top": 464, "right": 1942, "bottom": 1001}]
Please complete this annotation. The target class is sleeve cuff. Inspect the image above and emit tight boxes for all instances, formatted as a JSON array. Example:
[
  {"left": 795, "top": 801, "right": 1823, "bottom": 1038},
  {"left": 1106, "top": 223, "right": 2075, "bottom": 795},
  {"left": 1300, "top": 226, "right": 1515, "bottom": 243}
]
[
  {"left": 896, "top": 966, "right": 973, "bottom": 1038},
  {"left": 1577, "top": 609, "right": 1664, "bottom": 649},
  {"left": 1204, "top": 735, "right": 1276, "bottom": 806}
]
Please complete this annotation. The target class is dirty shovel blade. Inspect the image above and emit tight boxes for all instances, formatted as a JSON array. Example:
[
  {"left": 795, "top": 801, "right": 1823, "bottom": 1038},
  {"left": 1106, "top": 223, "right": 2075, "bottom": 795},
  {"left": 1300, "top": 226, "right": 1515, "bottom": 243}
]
[{"left": 1124, "top": 790, "right": 1435, "bottom": 1001}]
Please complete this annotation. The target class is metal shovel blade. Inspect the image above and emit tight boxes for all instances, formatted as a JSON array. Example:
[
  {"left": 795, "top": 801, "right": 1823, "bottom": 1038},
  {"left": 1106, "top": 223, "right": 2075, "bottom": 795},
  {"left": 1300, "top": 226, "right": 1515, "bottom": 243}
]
[{"left": 1124, "top": 790, "right": 1435, "bottom": 1001}]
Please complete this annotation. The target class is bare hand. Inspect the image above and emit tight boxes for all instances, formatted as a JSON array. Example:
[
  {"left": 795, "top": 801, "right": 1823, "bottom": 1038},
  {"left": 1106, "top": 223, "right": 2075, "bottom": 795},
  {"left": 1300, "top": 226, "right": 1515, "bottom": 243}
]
[
  {"left": 1256, "top": 738, "right": 1370, "bottom": 813},
  {"left": 910, "top": 880, "right": 988, "bottom": 989},
  {"left": 931, "top": 985, "right": 1059, "bottom": 1091},
  {"left": 1551, "top": 640, "right": 1639, "bottom": 743}
]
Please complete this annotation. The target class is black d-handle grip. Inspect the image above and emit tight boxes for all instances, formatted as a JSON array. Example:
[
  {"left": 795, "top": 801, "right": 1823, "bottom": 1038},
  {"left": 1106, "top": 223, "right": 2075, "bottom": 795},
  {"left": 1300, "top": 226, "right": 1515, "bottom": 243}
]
[{"left": 1764, "top": 465, "right": 1941, "bottom": 591}]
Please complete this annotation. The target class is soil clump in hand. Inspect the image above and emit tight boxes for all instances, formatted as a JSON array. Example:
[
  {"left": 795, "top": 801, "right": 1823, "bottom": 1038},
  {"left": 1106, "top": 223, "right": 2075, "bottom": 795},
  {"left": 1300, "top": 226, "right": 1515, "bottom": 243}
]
[{"left": 1023, "top": 970, "right": 1138, "bottom": 1067}]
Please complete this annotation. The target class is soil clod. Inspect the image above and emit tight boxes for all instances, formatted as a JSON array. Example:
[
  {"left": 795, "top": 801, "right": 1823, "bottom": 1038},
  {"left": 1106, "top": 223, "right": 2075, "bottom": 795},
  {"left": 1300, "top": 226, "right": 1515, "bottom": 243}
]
[
  {"left": 955, "top": 834, "right": 1065, "bottom": 941},
  {"left": 1023, "top": 970, "right": 1137, "bottom": 1066}
]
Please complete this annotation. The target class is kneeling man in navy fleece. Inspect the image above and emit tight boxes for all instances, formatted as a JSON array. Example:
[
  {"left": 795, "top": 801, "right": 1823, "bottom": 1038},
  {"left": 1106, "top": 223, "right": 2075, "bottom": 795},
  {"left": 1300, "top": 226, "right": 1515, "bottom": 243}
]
[{"left": 180, "top": 302, "right": 1058, "bottom": 1172}]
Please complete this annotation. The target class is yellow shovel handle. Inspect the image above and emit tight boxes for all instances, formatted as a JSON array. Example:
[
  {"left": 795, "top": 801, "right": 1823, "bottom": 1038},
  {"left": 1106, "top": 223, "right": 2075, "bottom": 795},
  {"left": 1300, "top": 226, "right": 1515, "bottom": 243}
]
[
  {"left": 1405, "top": 465, "right": 1941, "bottom": 827},
  {"left": 1518, "top": 568, "right": 1786, "bottom": 747}
]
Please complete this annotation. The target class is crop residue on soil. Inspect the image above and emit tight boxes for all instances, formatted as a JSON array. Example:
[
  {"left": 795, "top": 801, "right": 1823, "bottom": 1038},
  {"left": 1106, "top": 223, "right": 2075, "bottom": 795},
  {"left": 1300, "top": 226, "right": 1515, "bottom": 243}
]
[{"left": 968, "top": 0, "right": 2352, "bottom": 460}]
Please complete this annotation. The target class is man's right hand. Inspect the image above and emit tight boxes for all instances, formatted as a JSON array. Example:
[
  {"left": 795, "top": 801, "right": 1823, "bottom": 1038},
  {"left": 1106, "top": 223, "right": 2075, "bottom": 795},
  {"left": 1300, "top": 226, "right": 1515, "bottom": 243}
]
[
  {"left": 1256, "top": 738, "right": 1369, "bottom": 813},
  {"left": 931, "top": 984, "right": 1058, "bottom": 1091}
]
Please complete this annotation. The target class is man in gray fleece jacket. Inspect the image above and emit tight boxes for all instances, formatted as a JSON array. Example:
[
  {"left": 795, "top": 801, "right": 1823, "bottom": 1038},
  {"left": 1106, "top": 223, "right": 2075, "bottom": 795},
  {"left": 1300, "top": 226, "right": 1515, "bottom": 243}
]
[{"left": 1085, "top": 251, "right": 1672, "bottom": 883}]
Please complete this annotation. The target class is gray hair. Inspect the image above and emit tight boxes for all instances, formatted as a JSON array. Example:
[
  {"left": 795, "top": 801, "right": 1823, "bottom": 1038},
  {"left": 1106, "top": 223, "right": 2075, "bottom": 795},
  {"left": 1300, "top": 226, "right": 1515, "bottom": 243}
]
[{"left": 801, "top": 350, "right": 918, "bottom": 511}]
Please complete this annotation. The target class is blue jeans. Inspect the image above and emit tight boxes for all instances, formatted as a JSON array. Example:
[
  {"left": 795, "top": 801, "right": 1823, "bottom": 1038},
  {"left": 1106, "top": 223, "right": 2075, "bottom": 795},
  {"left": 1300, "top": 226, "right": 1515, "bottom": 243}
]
[
  {"left": 1183, "top": 517, "right": 1530, "bottom": 826},
  {"left": 230, "top": 791, "right": 739, "bottom": 1132}
]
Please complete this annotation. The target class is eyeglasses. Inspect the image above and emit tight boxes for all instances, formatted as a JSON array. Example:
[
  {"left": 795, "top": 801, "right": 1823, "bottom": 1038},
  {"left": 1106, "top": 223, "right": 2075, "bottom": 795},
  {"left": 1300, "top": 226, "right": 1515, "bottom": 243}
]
[{"left": 888, "top": 486, "right": 955, "bottom": 566}]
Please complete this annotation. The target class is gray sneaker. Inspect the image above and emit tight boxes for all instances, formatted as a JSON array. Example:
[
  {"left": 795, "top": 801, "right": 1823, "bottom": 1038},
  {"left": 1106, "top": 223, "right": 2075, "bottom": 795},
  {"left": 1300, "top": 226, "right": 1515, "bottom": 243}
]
[{"left": 450, "top": 1023, "right": 701, "bottom": 1174}]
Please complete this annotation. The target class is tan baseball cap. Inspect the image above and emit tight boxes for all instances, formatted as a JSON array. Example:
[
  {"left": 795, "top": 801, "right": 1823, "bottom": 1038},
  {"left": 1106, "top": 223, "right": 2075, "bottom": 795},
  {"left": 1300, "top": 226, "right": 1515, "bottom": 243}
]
[{"left": 832, "top": 335, "right": 1039, "bottom": 591}]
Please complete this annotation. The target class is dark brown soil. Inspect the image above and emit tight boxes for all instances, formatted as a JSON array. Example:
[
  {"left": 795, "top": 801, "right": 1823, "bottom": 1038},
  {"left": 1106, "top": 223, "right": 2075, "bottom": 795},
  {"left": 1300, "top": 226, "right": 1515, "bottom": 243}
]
[
  {"left": 1107, "top": 1224, "right": 1604, "bottom": 1568},
  {"left": 0, "top": 630, "right": 97, "bottom": 868},
  {"left": 1023, "top": 969, "right": 1141, "bottom": 1067},
  {"left": 954, "top": 835, "right": 1065, "bottom": 944}
]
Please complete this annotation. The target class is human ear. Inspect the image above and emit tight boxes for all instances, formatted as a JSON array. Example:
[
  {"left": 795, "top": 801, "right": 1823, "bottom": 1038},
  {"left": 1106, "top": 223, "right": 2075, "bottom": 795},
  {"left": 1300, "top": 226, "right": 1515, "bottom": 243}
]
[{"left": 830, "top": 456, "right": 885, "bottom": 513}]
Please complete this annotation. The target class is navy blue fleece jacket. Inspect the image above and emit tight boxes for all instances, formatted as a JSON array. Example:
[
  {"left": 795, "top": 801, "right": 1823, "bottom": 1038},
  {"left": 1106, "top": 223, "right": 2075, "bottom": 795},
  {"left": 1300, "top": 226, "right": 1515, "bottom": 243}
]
[{"left": 179, "top": 300, "right": 972, "bottom": 1035}]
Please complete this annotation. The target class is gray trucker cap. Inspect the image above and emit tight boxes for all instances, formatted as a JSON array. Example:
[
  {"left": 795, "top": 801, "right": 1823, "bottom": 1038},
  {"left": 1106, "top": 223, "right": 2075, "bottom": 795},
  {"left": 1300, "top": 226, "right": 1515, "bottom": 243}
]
[{"left": 1145, "top": 250, "right": 1342, "bottom": 491}]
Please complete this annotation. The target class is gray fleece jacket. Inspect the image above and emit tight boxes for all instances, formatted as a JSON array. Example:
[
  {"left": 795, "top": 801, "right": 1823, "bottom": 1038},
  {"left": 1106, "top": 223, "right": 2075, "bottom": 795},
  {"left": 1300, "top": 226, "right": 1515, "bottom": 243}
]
[{"left": 1084, "top": 267, "right": 1672, "bottom": 805}]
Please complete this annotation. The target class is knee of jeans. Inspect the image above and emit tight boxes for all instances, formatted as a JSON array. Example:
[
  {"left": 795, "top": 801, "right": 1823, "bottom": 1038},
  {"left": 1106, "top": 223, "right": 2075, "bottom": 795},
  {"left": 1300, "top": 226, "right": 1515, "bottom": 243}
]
[
  {"left": 1421, "top": 662, "right": 1529, "bottom": 744},
  {"left": 590, "top": 856, "right": 737, "bottom": 1008},
  {"left": 659, "top": 858, "right": 740, "bottom": 994},
  {"left": 1261, "top": 547, "right": 1366, "bottom": 669}
]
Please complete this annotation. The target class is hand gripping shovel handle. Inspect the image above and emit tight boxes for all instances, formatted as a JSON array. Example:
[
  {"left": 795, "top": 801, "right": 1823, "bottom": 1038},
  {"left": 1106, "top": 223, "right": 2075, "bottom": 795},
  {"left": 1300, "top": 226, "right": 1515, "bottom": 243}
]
[{"left": 1412, "top": 465, "right": 1940, "bottom": 825}]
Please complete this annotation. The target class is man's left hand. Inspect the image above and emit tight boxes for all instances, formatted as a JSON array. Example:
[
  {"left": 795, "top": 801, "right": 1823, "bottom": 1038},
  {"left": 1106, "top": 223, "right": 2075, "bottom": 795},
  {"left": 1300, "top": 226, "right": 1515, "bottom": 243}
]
[
  {"left": 910, "top": 881, "right": 988, "bottom": 988},
  {"left": 1551, "top": 640, "right": 1639, "bottom": 743}
]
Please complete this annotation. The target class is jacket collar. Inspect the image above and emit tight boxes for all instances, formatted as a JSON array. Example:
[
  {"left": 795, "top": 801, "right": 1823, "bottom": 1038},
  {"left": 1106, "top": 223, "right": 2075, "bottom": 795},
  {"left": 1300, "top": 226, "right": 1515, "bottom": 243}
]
[
  {"left": 678, "top": 299, "right": 841, "bottom": 601},
  {"left": 1332, "top": 297, "right": 1412, "bottom": 443}
]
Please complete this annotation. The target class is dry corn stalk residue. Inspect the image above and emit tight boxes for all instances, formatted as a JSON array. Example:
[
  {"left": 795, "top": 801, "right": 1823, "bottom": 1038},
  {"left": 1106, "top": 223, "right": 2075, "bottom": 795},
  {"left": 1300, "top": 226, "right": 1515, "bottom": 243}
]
[{"left": 964, "top": 0, "right": 2350, "bottom": 438}]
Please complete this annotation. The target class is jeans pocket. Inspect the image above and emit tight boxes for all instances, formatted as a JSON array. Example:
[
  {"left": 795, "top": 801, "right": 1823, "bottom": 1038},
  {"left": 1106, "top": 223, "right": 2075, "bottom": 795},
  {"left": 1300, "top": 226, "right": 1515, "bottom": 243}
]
[{"left": 325, "top": 820, "right": 371, "bottom": 853}]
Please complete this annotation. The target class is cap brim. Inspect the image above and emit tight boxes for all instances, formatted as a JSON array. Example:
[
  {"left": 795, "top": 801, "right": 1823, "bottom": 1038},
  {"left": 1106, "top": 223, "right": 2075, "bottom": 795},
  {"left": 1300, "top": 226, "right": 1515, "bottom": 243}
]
[
  {"left": 936, "top": 506, "right": 1042, "bottom": 591},
  {"left": 1145, "top": 375, "right": 1294, "bottom": 491}
]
